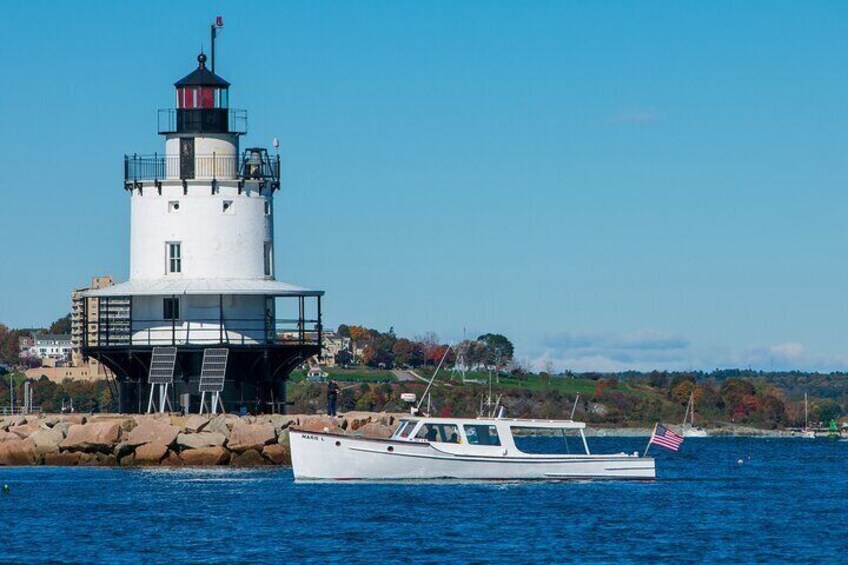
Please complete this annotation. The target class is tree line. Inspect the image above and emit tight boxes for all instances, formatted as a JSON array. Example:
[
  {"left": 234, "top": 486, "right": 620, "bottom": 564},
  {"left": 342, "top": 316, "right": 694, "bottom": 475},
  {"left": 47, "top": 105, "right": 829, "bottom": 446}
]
[
  {"left": 333, "top": 325, "right": 515, "bottom": 371},
  {"left": 0, "top": 315, "right": 73, "bottom": 366}
]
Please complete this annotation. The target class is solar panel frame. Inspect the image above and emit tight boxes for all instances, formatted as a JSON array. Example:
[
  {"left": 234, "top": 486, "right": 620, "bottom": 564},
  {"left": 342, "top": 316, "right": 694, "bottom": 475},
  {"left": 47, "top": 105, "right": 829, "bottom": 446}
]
[
  {"left": 199, "top": 348, "right": 229, "bottom": 392},
  {"left": 148, "top": 347, "right": 177, "bottom": 384}
]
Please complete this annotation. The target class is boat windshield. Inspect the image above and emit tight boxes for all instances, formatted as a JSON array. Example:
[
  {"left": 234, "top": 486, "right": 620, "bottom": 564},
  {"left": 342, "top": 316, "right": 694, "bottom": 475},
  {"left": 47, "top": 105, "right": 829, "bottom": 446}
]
[
  {"left": 510, "top": 426, "right": 585, "bottom": 455},
  {"left": 415, "top": 423, "right": 461, "bottom": 444},
  {"left": 394, "top": 420, "right": 419, "bottom": 439}
]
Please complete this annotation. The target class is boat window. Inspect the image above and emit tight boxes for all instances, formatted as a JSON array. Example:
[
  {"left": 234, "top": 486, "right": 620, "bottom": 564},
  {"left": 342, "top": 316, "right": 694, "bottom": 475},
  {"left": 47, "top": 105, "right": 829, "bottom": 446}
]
[
  {"left": 464, "top": 425, "right": 501, "bottom": 446},
  {"left": 395, "top": 420, "right": 418, "bottom": 439},
  {"left": 391, "top": 422, "right": 406, "bottom": 438},
  {"left": 415, "top": 423, "right": 461, "bottom": 443},
  {"left": 510, "top": 427, "right": 581, "bottom": 455}
]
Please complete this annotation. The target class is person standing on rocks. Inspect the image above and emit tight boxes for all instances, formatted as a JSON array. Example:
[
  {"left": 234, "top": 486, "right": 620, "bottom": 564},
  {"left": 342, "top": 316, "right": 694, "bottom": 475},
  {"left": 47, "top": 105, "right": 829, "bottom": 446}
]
[{"left": 327, "top": 379, "right": 340, "bottom": 416}]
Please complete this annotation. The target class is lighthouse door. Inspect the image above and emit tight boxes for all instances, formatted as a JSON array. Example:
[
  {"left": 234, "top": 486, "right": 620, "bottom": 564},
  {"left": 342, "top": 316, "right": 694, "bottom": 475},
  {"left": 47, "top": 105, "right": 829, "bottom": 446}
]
[{"left": 180, "top": 138, "right": 195, "bottom": 179}]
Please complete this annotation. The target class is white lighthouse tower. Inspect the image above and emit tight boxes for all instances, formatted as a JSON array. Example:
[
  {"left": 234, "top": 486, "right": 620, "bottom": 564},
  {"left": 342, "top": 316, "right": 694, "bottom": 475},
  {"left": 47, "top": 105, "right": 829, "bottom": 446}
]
[{"left": 82, "top": 33, "right": 323, "bottom": 414}]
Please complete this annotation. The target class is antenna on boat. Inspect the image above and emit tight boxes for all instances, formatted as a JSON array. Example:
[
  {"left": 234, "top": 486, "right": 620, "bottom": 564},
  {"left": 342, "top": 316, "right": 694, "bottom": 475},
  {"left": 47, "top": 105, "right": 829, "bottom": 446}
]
[
  {"left": 450, "top": 340, "right": 469, "bottom": 383},
  {"left": 570, "top": 394, "right": 580, "bottom": 420},
  {"left": 415, "top": 343, "right": 452, "bottom": 415},
  {"left": 485, "top": 368, "right": 494, "bottom": 414}
]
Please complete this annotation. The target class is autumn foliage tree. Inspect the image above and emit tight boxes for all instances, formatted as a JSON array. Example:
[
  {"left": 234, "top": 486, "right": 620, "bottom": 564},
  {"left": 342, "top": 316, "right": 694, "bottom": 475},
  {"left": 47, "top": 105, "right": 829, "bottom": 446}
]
[
  {"left": 48, "top": 314, "right": 72, "bottom": 335},
  {"left": 362, "top": 331, "right": 397, "bottom": 368},
  {"left": 348, "top": 325, "right": 371, "bottom": 343},
  {"left": 0, "top": 324, "right": 25, "bottom": 365},
  {"left": 392, "top": 338, "right": 425, "bottom": 368}
]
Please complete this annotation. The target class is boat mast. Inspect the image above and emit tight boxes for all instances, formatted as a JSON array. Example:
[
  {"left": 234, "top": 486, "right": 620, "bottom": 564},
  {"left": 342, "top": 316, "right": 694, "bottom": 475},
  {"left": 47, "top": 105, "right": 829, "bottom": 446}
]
[
  {"left": 690, "top": 391, "right": 696, "bottom": 426},
  {"left": 804, "top": 392, "right": 809, "bottom": 429},
  {"left": 415, "top": 344, "right": 452, "bottom": 414}
]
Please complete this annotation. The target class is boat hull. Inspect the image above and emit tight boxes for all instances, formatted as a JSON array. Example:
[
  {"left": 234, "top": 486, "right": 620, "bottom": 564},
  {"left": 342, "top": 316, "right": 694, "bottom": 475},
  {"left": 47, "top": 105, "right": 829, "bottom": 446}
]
[
  {"left": 681, "top": 426, "right": 708, "bottom": 438},
  {"left": 290, "top": 430, "right": 656, "bottom": 481}
]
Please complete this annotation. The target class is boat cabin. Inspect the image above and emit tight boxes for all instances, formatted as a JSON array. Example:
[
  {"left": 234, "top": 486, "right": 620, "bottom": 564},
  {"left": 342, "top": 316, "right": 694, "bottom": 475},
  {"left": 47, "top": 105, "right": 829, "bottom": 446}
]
[{"left": 391, "top": 417, "right": 593, "bottom": 456}]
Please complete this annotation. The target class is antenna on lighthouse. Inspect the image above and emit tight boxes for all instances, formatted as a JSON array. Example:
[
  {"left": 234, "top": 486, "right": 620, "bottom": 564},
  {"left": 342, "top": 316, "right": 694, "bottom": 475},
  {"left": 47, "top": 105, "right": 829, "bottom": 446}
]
[{"left": 210, "top": 16, "right": 224, "bottom": 73}]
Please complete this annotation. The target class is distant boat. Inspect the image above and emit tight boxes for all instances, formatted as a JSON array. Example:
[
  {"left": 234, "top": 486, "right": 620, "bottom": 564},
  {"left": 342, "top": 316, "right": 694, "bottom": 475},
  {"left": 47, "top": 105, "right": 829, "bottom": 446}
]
[
  {"left": 800, "top": 393, "right": 816, "bottom": 439},
  {"left": 680, "top": 391, "right": 708, "bottom": 438}
]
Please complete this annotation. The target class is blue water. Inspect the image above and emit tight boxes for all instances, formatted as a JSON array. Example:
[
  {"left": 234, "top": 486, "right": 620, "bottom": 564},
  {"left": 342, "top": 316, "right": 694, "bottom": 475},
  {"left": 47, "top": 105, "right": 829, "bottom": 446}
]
[{"left": 1, "top": 438, "right": 846, "bottom": 564}]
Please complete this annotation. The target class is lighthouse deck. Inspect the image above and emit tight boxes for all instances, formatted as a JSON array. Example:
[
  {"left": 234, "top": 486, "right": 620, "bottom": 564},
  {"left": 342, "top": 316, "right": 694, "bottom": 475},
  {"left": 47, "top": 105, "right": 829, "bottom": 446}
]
[
  {"left": 82, "top": 318, "right": 320, "bottom": 348},
  {"left": 80, "top": 281, "right": 323, "bottom": 413},
  {"left": 80, "top": 278, "right": 322, "bottom": 349},
  {"left": 124, "top": 150, "right": 280, "bottom": 184}
]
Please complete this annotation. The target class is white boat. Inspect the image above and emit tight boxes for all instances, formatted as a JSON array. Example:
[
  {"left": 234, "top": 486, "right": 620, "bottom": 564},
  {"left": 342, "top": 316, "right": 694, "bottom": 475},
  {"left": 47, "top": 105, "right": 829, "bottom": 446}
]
[
  {"left": 680, "top": 391, "right": 708, "bottom": 438},
  {"left": 800, "top": 393, "right": 816, "bottom": 439},
  {"left": 290, "top": 416, "right": 655, "bottom": 481}
]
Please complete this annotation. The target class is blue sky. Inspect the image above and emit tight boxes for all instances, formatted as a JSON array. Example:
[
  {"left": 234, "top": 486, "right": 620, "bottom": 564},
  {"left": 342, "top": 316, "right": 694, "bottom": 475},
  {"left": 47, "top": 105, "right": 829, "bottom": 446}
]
[{"left": 2, "top": 2, "right": 848, "bottom": 371}]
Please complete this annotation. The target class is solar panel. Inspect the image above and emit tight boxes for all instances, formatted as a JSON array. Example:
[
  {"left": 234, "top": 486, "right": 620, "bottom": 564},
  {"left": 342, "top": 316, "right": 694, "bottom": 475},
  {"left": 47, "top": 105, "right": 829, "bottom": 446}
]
[
  {"left": 148, "top": 347, "right": 177, "bottom": 385},
  {"left": 199, "top": 348, "right": 228, "bottom": 392}
]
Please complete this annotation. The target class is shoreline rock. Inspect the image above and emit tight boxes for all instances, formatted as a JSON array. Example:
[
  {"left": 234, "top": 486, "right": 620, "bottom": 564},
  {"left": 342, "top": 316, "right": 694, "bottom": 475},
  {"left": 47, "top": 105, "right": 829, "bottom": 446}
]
[{"left": 0, "top": 412, "right": 394, "bottom": 467}]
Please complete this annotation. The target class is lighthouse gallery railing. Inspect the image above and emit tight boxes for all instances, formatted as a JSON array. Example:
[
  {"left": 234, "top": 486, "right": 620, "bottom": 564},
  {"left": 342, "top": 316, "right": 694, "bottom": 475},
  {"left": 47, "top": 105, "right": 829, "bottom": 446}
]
[
  {"left": 83, "top": 317, "right": 322, "bottom": 348},
  {"left": 82, "top": 294, "right": 322, "bottom": 349},
  {"left": 124, "top": 152, "right": 281, "bottom": 183}
]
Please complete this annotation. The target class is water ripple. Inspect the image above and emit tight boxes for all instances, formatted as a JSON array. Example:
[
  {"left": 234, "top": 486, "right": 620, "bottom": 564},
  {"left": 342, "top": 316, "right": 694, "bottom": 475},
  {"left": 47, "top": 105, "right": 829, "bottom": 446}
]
[{"left": 0, "top": 438, "right": 846, "bottom": 563}]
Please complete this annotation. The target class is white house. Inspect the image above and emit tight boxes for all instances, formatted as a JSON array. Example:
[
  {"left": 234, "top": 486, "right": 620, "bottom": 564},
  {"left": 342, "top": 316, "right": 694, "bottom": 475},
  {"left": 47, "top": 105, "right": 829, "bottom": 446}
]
[{"left": 26, "top": 334, "right": 73, "bottom": 362}]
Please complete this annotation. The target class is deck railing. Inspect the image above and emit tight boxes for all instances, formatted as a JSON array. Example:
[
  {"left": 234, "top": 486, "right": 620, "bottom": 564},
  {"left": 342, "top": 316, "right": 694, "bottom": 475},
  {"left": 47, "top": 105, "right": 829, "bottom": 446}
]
[
  {"left": 83, "top": 317, "right": 321, "bottom": 348},
  {"left": 124, "top": 152, "right": 280, "bottom": 183}
]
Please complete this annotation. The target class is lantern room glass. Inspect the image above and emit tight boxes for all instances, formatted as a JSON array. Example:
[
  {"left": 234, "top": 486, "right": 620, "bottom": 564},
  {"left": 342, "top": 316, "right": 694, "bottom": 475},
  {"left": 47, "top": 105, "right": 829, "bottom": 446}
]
[{"left": 176, "top": 86, "right": 229, "bottom": 109}]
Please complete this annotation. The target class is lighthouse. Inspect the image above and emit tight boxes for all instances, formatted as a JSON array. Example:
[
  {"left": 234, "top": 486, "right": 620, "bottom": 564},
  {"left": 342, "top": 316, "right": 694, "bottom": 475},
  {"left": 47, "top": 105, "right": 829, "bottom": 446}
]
[{"left": 81, "top": 34, "right": 323, "bottom": 414}]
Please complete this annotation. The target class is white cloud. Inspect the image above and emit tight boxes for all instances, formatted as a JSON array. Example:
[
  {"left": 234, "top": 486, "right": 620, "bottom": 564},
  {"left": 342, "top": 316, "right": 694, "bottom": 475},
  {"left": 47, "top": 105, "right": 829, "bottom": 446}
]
[
  {"left": 768, "top": 342, "right": 805, "bottom": 358},
  {"left": 530, "top": 331, "right": 848, "bottom": 373},
  {"left": 543, "top": 329, "right": 688, "bottom": 356}
]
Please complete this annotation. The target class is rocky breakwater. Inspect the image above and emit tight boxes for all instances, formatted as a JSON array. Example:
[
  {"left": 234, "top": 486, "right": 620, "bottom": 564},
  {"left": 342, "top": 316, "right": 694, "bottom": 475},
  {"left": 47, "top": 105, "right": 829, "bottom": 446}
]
[{"left": 0, "top": 412, "right": 400, "bottom": 467}]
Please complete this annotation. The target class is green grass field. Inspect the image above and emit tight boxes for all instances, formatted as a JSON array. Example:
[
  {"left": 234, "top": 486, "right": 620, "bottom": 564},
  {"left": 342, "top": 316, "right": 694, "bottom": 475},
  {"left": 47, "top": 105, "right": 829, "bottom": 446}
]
[{"left": 497, "top": 374, "right": 601, "bottom": 394}]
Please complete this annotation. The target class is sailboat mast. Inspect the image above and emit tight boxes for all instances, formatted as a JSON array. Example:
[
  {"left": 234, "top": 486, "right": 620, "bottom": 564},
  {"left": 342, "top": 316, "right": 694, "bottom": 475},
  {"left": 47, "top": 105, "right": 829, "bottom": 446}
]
[
  {"left": 683, "top": 391, "right": 693, "bottom": 426},
  {"left": 691, "top": 391, "right": 696, "bottom": 426},
  {"left": 804, "top": 392, "right": 809, "bottom": 428}
]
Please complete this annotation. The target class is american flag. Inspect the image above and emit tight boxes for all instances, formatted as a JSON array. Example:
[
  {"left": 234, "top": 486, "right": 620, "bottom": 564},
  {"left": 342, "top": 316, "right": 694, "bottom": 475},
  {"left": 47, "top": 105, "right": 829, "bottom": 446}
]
[{"left": 649, "top": 424, "right": 684, "bottom": 451}]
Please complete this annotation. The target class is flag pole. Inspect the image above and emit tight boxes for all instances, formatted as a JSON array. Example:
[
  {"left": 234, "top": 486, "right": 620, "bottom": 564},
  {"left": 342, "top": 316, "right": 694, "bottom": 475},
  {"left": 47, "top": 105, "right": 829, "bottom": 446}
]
[{"left": 643, "top": 423, "right": 658, "bottom": 457}]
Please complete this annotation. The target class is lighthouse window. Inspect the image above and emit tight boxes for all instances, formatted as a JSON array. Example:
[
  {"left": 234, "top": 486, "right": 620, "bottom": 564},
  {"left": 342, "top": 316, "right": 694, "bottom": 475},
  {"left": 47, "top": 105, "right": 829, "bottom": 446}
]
[
  {"left": 199, "top": 87, "right": 214, "bottom": 109},
  {"left": 163, "top": 297, "right": 180, "bottom": 320},
  {"left": 168, "top": 201, "right": 180, "bottom": 213},
  {"left": 167, "top": 242, "right": 182, "bottom": 274},
  {"left": 223, "top": 200, "right": 234, "bottom": 214},
  {"left": 264, "top": 242, "right": 273, "bottom": 276},
  {"left": 264, "top": 201, "right": 271, "bottom": 216}
]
